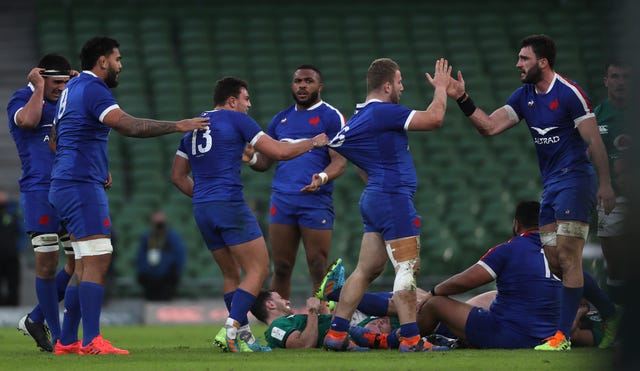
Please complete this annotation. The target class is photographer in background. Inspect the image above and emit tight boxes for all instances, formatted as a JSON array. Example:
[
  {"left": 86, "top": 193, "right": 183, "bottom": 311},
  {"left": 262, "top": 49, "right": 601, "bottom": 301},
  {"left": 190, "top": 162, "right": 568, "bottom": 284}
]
[{"left": 135, "top": 211, "right": 186, "bottom": 301}]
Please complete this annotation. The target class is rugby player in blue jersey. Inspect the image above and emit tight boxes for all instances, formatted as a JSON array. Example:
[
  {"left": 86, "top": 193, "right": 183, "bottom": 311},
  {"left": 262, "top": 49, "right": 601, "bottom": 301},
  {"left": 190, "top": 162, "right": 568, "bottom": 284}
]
[
  {"left": 322, "top": 57, "right": 452, "bottom": 352},
  {"left": 416, "top": 201, "right": 562, "bottom": 349},
  {"left": 171, "top": 76, "right": 328, "bottom": 353},
  {"left": 245, "top": 64, "right": 346, "bottom": 303},
  {"left": 7, "top": 54, "right": 77, "bottom": 352},
  {"left": 49, "top": 36, "right": 209, "bottom": 355},
  {"left": 446, "top": 34, "right": 616, "bottom": 351}
]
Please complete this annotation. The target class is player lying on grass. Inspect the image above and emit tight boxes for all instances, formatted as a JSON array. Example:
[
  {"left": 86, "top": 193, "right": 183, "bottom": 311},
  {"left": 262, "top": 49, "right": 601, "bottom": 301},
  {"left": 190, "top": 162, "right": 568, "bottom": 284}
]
[{"left": 250, "top": 259, "right": 451, "bottom": 351}]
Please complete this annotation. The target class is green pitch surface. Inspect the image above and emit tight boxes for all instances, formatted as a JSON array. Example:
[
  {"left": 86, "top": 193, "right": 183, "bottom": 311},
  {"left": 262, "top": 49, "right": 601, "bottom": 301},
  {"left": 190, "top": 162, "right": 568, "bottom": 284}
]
[{"left": 1, "top": 324, "right": 615, "bottom": 370}]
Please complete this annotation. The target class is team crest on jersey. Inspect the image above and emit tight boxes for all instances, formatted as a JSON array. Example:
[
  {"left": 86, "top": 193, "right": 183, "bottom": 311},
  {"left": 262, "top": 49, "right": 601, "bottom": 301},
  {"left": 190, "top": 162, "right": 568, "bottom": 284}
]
[
  {"left": 43, "top": 135, "right": 50, "bottom": 143},
  {"left": 309, "top": 116, "right": 320, "bottom": 125},
  {"left": 549, "top": 98, "right": 559, "bottom": 110}
]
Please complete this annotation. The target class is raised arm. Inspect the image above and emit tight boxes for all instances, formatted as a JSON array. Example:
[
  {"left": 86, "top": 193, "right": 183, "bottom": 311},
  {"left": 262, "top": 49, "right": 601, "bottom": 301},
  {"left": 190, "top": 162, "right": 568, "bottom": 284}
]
[
  {"left": 447, "top": 70, "right": 518, "bottom": 136},
  {"left": 407, "top": 58, "right": 451, "bottom": 131},
  {"left": 102, "top": 109, "right": 209, "bottom": 137},
  {"left": 14, "top": 68, "right": 46, "bottom": 129}
]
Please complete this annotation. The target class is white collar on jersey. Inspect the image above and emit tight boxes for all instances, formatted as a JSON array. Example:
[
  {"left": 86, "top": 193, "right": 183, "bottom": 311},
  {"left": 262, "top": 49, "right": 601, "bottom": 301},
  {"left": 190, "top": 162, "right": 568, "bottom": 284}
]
[
  {"left": 356, "top": 99, "right": 383, "bottom": 109},
  {"left": 535, "top": 73, "right": 557, "bottom": 95},
  {"left": 81, "top": 70, "right": 99, "bottom": 78},
  {"left": 294, "top": 100, "right": 324, "bottom": 111}
]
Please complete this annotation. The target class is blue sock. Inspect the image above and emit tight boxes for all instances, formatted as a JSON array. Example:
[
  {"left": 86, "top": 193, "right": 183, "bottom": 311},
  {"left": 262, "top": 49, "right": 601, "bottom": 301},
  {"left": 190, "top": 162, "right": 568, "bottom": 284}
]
[
  {"left": 356, "top": 292, "right": 391, "bottom": 316},
  {"left": 560, "top": 286, "right": 583, "bottom": 338},
  {"left": 327, "top": 288, "right": 342, "bottom": 302},
  {"left": 329, "top": 316, "right": 350, "bottom": 332},
  {"left": 387, "top": 329, "right": 400, "bottom": 349},
  {"left": 79, "top": 282, "right": 104, "bottom": 346},
  {"left": 55, "top": 269, "right": 72, "bottom": 301},
  {"left": 223, "top": 291, "right": 235, "bottom": 313},
  {"left": 583, "top": 271, "right": 616, "bottom": 319},
  {"left": 35, "top": 277, "right": 61, "bottom": 342},
  {"left": 228, "top": 288, "right": 255, "bottom": 326},
  {"left": 28, "top": 305, "right": 44, "bottom": 324},
  {"left": 399, "top": 322, "right": 419, "bottom": 339},
  {"left": 61, "top": 285, "right": 81, "bottom": 345}
]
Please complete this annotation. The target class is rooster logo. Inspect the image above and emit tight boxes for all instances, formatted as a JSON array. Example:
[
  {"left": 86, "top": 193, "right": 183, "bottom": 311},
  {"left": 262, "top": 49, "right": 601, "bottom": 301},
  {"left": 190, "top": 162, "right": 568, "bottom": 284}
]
[
  {"left": 309, "top": 116, "right": 320, "bottom": 125},
  {"left": 549, "top": 98, "right": 559, "bottom": 110}
]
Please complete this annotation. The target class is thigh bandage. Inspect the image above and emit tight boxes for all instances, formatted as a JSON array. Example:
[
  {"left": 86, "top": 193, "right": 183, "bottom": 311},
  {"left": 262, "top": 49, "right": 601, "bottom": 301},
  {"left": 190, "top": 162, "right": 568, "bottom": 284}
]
[
  {"left": 540, "top": 231, "right": 557, "bottom": 247},
  {"left": 557, "top": 221, "right": 589, "bottom": 240},
  {"left": 31, "top": 233, "right": 59, "bottom": 253},
  {"left": 385, "top": 236, "right": 420, "bottom": 292},
  {"left": 76, "top": 238, "right": 113, "bottom": 257},
  {"left": 59, "top": 233, "right": 74, "bottom": 256}
]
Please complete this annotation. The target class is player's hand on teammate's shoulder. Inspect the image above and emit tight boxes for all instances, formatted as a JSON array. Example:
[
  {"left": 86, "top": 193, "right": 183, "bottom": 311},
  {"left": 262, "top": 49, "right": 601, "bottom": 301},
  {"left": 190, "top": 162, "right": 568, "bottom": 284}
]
[{"left": 176, "top": 117, "right": 210, "bottom": 132}]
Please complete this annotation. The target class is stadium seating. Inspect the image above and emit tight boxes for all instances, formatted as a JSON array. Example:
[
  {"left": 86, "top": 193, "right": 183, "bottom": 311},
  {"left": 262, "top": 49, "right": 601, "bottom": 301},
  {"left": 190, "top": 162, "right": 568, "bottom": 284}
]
[{"left": 34, "top": 0, "right": 609, "bottom": 297}]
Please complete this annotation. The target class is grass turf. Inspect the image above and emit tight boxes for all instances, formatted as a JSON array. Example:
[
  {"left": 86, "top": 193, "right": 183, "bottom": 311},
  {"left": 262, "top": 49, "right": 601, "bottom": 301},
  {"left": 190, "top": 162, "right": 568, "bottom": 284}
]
[{"left": 1, "top": 324, "right": 615, "bottom": 370}]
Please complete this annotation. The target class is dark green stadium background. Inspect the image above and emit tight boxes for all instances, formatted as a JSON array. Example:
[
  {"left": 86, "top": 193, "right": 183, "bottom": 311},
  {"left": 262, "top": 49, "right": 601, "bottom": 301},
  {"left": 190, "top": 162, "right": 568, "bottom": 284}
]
[{"left": 35, "top": 0, "right": 619, "bottom": 298}]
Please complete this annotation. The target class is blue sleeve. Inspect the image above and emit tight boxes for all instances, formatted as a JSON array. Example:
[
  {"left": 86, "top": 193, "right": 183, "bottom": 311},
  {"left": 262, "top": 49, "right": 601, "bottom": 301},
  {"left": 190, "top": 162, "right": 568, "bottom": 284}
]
[
  {"left": 505, "top": 88, "right": 524, "bottom": 121},
  {"left": 563, "top": 82, "right": 593, "bottom": 120},
  {"left": 237, "top": 113, "right": 263, "bottom": 142},
  {"left": 83, "top": 81, "right": 118, "bottom": 122},
  {"left": 479, "top": 242, "right": 511, "bottom": 277},
  {"left": 7, "top": 90, "right": 28, "bottom": 125},
  {"left": 373, "top": 104, "right": 413, "bottom": 131},
  {"left": 323, "top": 109, "right": 344, "bottom": 138},
  {"left": 177, "top": 133, "right": 190, "bottom": 156}
]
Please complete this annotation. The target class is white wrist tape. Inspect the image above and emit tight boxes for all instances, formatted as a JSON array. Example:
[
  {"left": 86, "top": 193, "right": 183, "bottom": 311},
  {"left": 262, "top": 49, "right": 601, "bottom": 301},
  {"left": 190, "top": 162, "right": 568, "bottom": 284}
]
[
  {"left": 248, "top": 153, "right": 258, "bottom": 166},
  {"left": 318, "top": 172, "right": 328, "bottom": 185}
]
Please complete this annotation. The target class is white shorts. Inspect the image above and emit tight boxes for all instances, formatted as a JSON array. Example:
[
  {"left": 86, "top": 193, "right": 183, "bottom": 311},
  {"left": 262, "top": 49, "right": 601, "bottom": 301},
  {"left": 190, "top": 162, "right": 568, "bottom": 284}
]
[{"left": 597, "top": 197, "right": 627, "bottom": 237}]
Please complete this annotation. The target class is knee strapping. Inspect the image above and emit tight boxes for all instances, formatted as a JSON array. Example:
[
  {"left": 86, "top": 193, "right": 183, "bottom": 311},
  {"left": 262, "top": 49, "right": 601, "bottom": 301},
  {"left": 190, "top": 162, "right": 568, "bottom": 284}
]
[
  {"left": 540, "top": 231, "right": 557, "bottom": 247},
  {"left": 31, "top": 233, "right": 59, "bottom": 253},
  {"left": 386, "top": 237, "right": 420, "bottom": 292},
  {"left": 557, "top": 221, "right": 589, "bottom": 240},
  {"left": 76, "top": 238, "right": 113, "bottom": 257}
]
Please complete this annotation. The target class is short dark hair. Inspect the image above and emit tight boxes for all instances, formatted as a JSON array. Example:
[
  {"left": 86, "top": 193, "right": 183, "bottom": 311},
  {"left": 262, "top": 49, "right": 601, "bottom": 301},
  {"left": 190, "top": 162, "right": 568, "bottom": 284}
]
[
  {"left": 295, "top": 64, "right": 322, "bottom": 81},
  {"left": 367, "top": 58, "right": 399, "bottom": 94},
  {"left": 37, "top": 54, "right": 72, "bottom": 74},
  {"left": 521, "top": 34, "right": 556, "bottom": 69},
  {"left": 514, "top": 201, "right": 540, "bottom": 229},
  {"left": 250, "top": 290, "right": 273, "bottom": 324},
  {"left": 605, "top": 57, "right": 629, "bottom": 73},
  {"left": 80, "top": 36, "right": 120, "bottom": 70},
  {"left": 213, "top": 76, "right": 248, "bottom": 106}
]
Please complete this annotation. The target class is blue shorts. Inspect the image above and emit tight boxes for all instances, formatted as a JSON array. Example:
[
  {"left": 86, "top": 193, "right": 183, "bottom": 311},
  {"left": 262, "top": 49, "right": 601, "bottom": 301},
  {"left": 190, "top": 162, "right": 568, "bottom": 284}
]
[
  {"left": 539, "top": 176, "right": 597, "bottom": 226},
  {"left": 359, "top": 189, "right": 421, "bottom": 241},
  {"left": 48, "top": 181, "right": 111, "bottom": 239},
  {"left": 269, "top": 192, "right": 334, "bottom": 230},
  {"left": 194, "top": 200, "right": 263, "bottom": 251},
  {"left": 465, "top": 307, "right": 544, "bottom": 349},
  {"left": 20, "top": 190, "right": 62, "bottom": 234}
]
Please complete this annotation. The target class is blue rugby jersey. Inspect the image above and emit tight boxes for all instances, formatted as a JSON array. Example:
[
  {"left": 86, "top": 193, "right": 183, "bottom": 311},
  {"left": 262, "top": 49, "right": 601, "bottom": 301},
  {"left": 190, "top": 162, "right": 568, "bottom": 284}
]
[
  {"left": 7, "top": 84, "right": 57, "bottom": 191},
  {"left": 176, "top": 109, "right": 264, "bottom": 203},
  {"left": 505, "top": 73, "right": 595, "bottom": 185},
  {"left": 51, "top": 71, "right": 119, "bottom": 184},
  {"left": 267, "top": 100, "right": 344, "bottom": 198},
  {"left": 478, "top": 231, "right": 562, "bottom": 339}
]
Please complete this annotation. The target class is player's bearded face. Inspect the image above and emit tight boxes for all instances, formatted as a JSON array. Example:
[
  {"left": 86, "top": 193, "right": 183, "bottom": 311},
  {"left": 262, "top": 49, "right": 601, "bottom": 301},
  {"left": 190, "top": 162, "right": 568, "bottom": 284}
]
[
  {"left": 292, "top": 89, "right": 319, "bottom": 108},
  {"left": 521, "top": 63, "right": 542, "bottom": 84},
  {"left": 105, "top": 65, "right": 119, "bottom": 88}
]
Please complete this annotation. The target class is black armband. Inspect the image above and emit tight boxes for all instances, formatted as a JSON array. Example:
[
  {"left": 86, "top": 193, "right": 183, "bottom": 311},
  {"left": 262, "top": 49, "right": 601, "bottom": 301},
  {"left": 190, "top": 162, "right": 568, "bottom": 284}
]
[{"left": 456, "top": 93, "right": 477, "bottom": 117}]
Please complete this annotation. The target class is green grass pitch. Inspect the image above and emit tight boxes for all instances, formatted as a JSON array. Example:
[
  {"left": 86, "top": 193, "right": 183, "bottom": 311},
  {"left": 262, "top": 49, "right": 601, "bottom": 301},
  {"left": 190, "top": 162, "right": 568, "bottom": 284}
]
[{"left": 1, "top": 324, "right": 615, "bottom": 370}]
